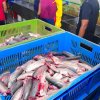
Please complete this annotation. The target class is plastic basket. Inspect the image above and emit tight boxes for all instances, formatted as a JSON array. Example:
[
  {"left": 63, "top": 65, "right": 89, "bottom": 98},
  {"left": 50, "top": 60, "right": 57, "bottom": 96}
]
[
  {"left": 0, "top": 32, "right": 100, "bottom": 100},
  {"left": 0, "top": 94, "right": 11, "bottom": 100},
  {"left": 0, "top": 19, "right": 64, "bottom": 50}
]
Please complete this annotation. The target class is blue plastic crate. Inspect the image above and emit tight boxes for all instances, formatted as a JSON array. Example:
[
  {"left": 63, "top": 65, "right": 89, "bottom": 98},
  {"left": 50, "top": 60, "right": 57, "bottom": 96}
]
[
  {"left": 0, "top": 94, "right": 11, "bottom": 100},
  {"left": 0, "top": 32, "right": 100, "bottom": 100}
]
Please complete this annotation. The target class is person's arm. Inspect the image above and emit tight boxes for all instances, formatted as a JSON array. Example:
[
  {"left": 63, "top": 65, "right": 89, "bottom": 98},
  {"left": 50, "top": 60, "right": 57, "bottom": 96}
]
[
  {"left": 37, "top": 1, "right": 41, "bottom": 16},
  {"left": 78, "top": 2, "right": 91, "bottom": 37},
  {"left": 55, "top": 0, "right": 62, "bottom": 28},
  {"left": 78, "top": 19, "right": 89, "bottom": 37},
  {"left": 3, "top": 0, "right": 7, "bottom": 13}
]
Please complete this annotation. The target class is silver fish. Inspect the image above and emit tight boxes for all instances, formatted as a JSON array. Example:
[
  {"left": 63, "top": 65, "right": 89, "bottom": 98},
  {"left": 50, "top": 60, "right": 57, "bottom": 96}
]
[
  {"left": 61, "top": 77, "right": 69, "bottom": 83},
  {"left": 8, "top": 67, "right": 23, "bottom": 88},
  {"left": 52, "top": 73, "right": 63, "bottom": 80},
  {"left": 17, "top": 71, "right": 34, "bottom": 80},
  {"left": 11, "top": 87, "right": 23, "bottom": 100},
  {"left": 33, "top": 65, "right": 48, "bottom": 79},
  {"left": 39, "top": 72, "right": 48, "bottom": 96},
  {"left": 6, "top": 40, "right": 17, "bottom": 45},
  {"left": 46, "top": 76, "right": 65, "bottom": 89},
  {"left": 46, "top": 64, "right": 59, "bottom": 73},
  {"left": 47, "top": 69, "right": 54, "bottom": 76},
  {"left": 29, "top": 79, "right": 40, "bottom": 99},
  {"left": 0, "top": 71, "right": 10, "bottom": 86},
  {"left": 0, "top": 71, "right": 10, "bottom": 79},
  {"left": 47, "top": 90, "right": 58, "bottom": 96},
  {"left": 25, "top": 59, "right": 45, "bottom": 72},
  {"left": 51, "top": 56, "right": 62, "bottom": 64},
  {"left": 57, "top": 68, "right": 78, "bottom": 77},
  {"left": 34, "top": 55, "right": 44, "bottom": 61},
  {"left": 21, "top": 60, "right": 35, "bottom": 69},
  {"left": 69, "top": 76, "right": 79, "bottom": 82},
  {"left": 1, "top": 74, "right": 10, "bottom": 86},
  {"left": 23, "top": 77, "right": 32, "bottom": 100},
  {"left": 0, "top": 81, "right": 9, "bottom": 95},
  {"left": 10, "top": 80, "right": 23, "bottom": 95},
  {"left": 78, "top": 63, "right": 92, "bottom": 70}
]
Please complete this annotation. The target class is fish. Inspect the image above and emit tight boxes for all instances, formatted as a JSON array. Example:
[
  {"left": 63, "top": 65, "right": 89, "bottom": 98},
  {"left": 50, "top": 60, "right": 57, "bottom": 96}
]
[
  {"left": 47, "top": 69, "right": 54, "bottom": 76},
  {"left": 8, "top": 67, "right": 23, "bottom": 88},
  {"left": 10, "top": 80, "right": 23, "bottom": 95},
  {"left": 51, "top": 51, "right": 74, "bottom": 57},
  {"left": 57, "top": 68, "right": 78, "bottom": 77},
  {"left": 38, "top": 72, "right": 48, "bottom": 96},
  {"left": 52, "top": 73, "right": 63, "bottom": 80},
  {"left": 17, "top": 71, "right": 35, "bottom": 80},
  {"left": 46, "top": 63, "right": 59, "bottom": 73},
  {"left": 0, "top": 81, "right": 9, "bottom": 95},
  {"left": 21, "top": 60, "right": 35, "bottom": 69},
  {"left": 46, "top": 76, "right": 65, "bottom": 89},
  {"left": 51, "top": 52, "right": 65, "bottom": 56},
  {"left": 62, "top": 51, "right": 74, "bottom": 57},
  {"left": 1, "top": 74, "right": 10, "bottom": 86},
  {"left": 33, "top": 65, "right": 48, "bottom": 79},
  {"left": 53, "top": 51, "right": 80, "bottom": 61},
  {"left": 50, "top": 56, "right": 62, "bottom": 65},
  {"left": 0, "top": 71, "right": 10, "bottom": 86},
  {"left": 39, "top": 80, "right": 48, "bottom": 96},
  {"left": 13, "top": 35, "right": 23, "bottom": 42},
  {"left": 47, "top": 90, "right": 58, "bottom": 96},
  {"left": 77, "top": 68, "right": 86, "bottom": 75},
  {"left": 64, "top": 56, "right": 81, "bottom": 61},
  {"left": 11, "top": 87, "right": 23, "bottom": 100},
  {"left": 34, "top": 55, "right": 44, "bottom": 61},
  {"left": 23, "top": 77, "right": 32, "bottom": 100},
  {"left": 48, "top": 85, "right": 58, "bottom": 90},
  {"left": 25, "top": 59, "right": 45, "bottom": 72},
  {"left": 5, "top": 36, "right": 14, "bottom": 43},
  {"left": 0, "top": 71, "right": 10, "bottom": 78},
  {"left": 57, "top": 61, "right": 79, "bottom": 73},
  {"left": 0, "top": 43, "right": 7, "bottom": 47},
  {"left": 69, "top": 76, "right": 79, "bottom": 82},
  {"left": 0, "top": 51, "right": 92, "bottom": 99},
  {"left": 22, "top": 35, "right": 31, "bottom": 40},
  {"left": 78, "top": 63, "right": 92, "bottom": 70},
  {"left": 61, "top": 77, "right": 69, "bottom": 83},
  {"left": 28, "top": 33, "right": 41, "bottom": 38},
  {"left": 29, "top": 79, "right": 40, "bottom": 99},
  {"left": 35, "top": 96, "right": 48, "bottom": 100},
  {"left": 6, "top": 40, "right": 18, "bottom": 45}
]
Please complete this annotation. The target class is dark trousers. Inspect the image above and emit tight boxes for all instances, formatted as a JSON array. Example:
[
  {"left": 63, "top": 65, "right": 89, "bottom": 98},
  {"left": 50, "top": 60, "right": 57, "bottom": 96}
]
[
  {"left": 40, "top": 18, "right": 54, "bottom": 25},
  {"left": 0, "top": 21, "right": 5, "bottom": 25},
  {"left": 76, "top": 29, "right": 94, "bottom": 42}
]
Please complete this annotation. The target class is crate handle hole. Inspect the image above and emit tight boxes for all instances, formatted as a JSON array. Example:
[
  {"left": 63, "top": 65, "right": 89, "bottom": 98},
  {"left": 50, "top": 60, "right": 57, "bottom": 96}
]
[
  {"left": 45, "top": 26, "right": 52, "bottom": 32},
  {"left": 80, "top": 43, "right": 93, "bottom": 52}
]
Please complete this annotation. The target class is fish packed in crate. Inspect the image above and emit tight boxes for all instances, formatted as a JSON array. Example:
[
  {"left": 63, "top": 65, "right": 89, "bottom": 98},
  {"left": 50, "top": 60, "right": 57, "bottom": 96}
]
[
  {"left": 0, "top": 33, "right": 41, "bottom": 48},
  {"left": 0, "top": 52, "right": 92, "bottom": 100}
]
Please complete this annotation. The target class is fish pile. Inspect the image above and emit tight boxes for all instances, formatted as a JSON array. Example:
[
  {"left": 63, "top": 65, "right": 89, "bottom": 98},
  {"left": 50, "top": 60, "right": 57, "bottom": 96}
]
[
  {"left": 0, "top": 33, "right": 41, "bottom": 48},
  {"left": 0, "top": 52, "right": 92, "bottom": 100}
]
